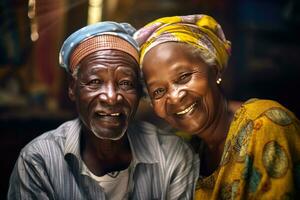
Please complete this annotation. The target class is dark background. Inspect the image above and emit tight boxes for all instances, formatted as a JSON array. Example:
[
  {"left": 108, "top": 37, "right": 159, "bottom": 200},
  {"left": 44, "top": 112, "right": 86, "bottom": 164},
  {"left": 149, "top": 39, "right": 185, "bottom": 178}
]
[{"left": 1, "top": 0, "right": 300, "bottom": 198}]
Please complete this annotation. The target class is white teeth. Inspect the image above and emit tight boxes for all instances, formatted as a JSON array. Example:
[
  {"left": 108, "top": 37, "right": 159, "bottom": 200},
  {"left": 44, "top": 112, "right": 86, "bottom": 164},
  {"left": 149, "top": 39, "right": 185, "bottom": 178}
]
[
  {"left": 97, "top": 112, "right": 120, "bottom": 116},
  {"left": 176, "top": 103, "right": 196, "bottom": 115}
]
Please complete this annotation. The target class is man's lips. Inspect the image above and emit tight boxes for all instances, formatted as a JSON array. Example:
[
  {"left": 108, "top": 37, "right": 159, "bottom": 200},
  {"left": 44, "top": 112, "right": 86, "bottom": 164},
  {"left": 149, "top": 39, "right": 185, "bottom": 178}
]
[
  {"left": 93, "top": 111, "right": 126, "bottom": 127},
  {"left": 96, "top": 112, "right": 121, "bottom": 117},
  {"left": 93, "top": 109, "right": 128, "bottom": 121}
]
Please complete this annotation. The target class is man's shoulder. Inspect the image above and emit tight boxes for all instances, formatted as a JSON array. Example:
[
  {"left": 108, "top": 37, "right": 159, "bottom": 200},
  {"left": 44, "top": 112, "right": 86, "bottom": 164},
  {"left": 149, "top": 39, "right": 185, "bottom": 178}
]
[
  {"left": 128, "top": 120, "right": 196, "bottom": 166},
  {"left": 129, "top": 120, "right": 193, "bottom": 152},
  {"left": 20, "top": 119, "right": 78, "bottom": 158},
  {"left": 129, "top": 120, "right": 182, "bottom": 139}
]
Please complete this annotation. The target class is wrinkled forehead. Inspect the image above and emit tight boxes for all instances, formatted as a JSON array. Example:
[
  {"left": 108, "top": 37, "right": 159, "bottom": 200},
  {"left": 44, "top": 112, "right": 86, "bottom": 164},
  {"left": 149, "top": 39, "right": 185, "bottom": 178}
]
[
  {"left": 76, "top": 49, "right": 140, "bottom": 77},
  {"left": 78, "top": 49, "right": 140, "bottom": 71}
]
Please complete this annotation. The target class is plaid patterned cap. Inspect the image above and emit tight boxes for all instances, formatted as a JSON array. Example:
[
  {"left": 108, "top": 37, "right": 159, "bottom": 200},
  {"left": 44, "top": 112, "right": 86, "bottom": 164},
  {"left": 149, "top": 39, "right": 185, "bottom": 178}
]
[{"left": 59, "top": 21, "right": 139, "bottom": 73}]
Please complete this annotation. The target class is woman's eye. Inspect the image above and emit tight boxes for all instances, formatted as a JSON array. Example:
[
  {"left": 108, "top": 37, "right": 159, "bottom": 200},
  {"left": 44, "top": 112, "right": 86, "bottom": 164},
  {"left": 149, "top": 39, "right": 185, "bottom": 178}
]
[
  {"left": 153, "top": 88, "right": 165, "bottom": 99},
  {"left": 119, "top": 80, "right": 134, "bottom": 90},
  {"left": 177, "top": 73, "right": 192, "bottom": 83}
]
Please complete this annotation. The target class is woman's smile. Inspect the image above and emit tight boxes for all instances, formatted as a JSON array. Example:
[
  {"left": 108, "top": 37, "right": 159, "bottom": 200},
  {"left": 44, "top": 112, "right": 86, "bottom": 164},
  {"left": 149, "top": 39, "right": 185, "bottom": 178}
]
[{"left": 175, "top": 102, "right": 197, "bottom": 116}]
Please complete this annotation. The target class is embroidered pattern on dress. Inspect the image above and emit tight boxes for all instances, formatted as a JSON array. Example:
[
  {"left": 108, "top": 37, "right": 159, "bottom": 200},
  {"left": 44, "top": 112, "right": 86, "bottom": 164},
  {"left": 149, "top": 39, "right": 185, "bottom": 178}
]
[{"left": 262, "top": 140, "right": 289, "bottom": 178}]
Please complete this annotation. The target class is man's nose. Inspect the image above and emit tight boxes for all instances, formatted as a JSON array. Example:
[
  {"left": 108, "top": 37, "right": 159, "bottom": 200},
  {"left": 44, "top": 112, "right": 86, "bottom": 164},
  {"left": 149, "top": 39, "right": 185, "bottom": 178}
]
[{"left": 99, "top": 83, "right": 122, "bottom": 105}]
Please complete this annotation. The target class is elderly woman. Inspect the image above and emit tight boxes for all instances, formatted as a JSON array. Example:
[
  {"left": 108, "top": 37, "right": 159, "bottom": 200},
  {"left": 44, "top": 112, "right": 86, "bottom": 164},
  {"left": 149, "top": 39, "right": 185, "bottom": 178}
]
[{"left": 134, "top": 14, "right": 300, "bottom": 199}]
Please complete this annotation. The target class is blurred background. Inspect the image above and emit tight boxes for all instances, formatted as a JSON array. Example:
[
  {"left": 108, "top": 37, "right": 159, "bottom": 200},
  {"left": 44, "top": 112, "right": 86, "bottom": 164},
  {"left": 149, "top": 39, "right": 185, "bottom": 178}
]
[{"left": 1, "top": 0, "right": 300, "bottom": 197}]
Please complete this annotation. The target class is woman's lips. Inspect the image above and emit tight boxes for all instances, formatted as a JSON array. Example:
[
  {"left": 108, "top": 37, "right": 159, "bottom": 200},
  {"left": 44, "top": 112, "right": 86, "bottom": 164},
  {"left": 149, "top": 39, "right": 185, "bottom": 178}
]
[{"left": 175, "top": 102, "right": 197, "bottom": 116}]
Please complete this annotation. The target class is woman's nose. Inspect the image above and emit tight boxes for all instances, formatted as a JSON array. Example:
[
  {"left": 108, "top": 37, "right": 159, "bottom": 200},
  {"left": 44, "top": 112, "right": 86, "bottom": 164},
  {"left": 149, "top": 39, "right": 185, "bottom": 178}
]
[{"left": 166, "top": 86, "right": 186, "bottom": 105}]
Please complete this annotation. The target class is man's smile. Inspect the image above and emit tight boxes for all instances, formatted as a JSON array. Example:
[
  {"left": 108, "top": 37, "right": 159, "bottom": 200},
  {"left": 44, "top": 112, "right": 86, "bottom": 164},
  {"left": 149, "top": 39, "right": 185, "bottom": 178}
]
[{"left": 96, "top": 112, "right": 121, "bottom": 117}]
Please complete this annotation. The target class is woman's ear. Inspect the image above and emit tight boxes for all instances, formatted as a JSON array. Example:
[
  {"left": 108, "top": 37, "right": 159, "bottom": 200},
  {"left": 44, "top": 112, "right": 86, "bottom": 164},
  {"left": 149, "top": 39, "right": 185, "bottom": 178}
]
[
  {"left": 209, "top": 65, "right": 218, "bottom": 78},
  {"left": 68, "top": 77, "right": 76, "bottom": 101},
  {"left": 211, "top": 66, "right": 222, "bottom": 85},
  {"left": 212, "top": 65, "right": 219, "bottom": 76}
]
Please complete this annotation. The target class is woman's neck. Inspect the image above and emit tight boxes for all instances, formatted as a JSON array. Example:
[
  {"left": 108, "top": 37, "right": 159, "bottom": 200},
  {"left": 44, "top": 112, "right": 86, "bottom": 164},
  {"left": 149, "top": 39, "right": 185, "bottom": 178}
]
[
  {"left": 197, "top": 98, "right": 232, "bottom": 149},
  {"left": 195, "top": 98, "right": 234, "bottom": 176}
]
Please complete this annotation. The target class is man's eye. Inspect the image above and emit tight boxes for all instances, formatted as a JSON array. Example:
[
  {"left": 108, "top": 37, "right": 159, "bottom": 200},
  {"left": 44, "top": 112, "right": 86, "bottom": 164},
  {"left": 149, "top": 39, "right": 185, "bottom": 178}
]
[
  {"left": 88, "top": 79, "right": 102, "bottom": 84},
  {"left": 153, "top": 88, "right": 165, "bottom": 99},
  {"left": 87, "top": 79, "right": 102, "bottom": 88},
  {"left": 119, "top": 80, "right": 134, "bottom": 90},
  {"left": 177, "top": 73, "right": 192, "bottom": 84}
]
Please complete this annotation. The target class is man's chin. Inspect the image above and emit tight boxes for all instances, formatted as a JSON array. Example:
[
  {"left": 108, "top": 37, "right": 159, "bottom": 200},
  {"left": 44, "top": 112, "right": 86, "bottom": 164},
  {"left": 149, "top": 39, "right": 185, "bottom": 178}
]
[{"left": 90, "top": 123, "right": 128, "bottom": 140}]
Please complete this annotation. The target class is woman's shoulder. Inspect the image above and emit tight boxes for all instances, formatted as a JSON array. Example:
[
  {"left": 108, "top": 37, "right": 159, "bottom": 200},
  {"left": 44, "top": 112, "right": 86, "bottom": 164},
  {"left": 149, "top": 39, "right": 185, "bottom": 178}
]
[
  {"left": 229, "top": 98, "right": 299, "bottom": 142},
  {"left": 238, "top": 98, "right": 298, "bottom": 122},
  {"left": 229, "top": 99, "right": 300, "bottom": 146},
  {"left": 243, "top": 98, "right": 285, "bottom": 111}
]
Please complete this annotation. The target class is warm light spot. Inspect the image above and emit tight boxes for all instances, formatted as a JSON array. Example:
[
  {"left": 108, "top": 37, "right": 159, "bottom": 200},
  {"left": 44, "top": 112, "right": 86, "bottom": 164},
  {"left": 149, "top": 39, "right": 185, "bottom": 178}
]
[
  {"left": 28, "top": 0, "right": 38, "bottom": 42},
  {"left": 88, "top": 0, "right": 103, "bottom": 24},
  {"left": 31, "top": 32, "right": 39, "bottom": 41}
]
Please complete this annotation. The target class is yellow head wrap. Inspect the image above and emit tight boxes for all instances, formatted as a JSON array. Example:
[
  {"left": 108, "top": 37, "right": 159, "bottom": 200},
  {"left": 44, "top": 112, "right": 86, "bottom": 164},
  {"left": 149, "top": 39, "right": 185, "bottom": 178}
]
[{"left": 134, "top": 14, "right": 231, "bottom": 72}]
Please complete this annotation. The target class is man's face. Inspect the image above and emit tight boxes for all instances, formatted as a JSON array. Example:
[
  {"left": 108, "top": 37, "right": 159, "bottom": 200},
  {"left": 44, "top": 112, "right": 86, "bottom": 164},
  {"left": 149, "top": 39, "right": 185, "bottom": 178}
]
[{"left": 69, "top": 50, "right": 141, "bottom": 140}]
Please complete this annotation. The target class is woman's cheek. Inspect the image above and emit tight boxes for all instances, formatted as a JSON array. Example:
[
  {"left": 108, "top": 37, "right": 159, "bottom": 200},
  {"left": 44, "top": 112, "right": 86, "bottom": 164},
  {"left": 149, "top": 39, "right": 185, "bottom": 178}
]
[{"left": 153, "top": 101, "right": 166, "bottom": 118}]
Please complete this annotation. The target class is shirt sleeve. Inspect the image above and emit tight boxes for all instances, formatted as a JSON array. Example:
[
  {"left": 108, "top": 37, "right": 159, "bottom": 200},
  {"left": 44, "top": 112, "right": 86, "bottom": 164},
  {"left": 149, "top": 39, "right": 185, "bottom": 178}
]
[{"left": 7, "top": 150, "right": 55, "bottom": 200}]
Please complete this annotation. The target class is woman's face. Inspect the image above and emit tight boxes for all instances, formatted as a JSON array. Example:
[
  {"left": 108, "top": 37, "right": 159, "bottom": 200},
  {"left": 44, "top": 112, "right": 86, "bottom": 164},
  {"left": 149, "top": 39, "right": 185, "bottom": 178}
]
[{"left": 142, "top": 42, "right": 222, "bottom": 135}]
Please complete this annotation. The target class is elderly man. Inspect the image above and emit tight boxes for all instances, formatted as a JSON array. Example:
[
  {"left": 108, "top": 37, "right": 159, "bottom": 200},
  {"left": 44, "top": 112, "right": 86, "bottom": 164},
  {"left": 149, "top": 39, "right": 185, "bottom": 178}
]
[{"left": 7, "top": 22, "right": 198, "bottom": 199}]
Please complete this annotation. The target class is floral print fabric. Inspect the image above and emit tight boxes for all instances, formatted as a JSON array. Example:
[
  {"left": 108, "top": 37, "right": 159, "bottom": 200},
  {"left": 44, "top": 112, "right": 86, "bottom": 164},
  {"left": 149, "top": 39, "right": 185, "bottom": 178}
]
[{"left": 195, "top": 99, "right": 300, "bottom": 199}]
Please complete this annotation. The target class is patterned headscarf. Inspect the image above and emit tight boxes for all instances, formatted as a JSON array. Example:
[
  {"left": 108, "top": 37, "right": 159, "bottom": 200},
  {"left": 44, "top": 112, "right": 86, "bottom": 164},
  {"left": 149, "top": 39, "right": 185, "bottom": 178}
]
[
  {"left": 59, "top": 21, "right": 139, "bottom": 73},
  {"left": 134, "top": 14, "right": 231, "bottom": 72}
]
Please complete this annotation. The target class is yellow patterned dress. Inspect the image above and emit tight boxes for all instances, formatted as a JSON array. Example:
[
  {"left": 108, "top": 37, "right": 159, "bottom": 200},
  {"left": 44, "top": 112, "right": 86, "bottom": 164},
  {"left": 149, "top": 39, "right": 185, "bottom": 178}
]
[{"left": 195, "top": 99, "right": 300, "bottom": 199}]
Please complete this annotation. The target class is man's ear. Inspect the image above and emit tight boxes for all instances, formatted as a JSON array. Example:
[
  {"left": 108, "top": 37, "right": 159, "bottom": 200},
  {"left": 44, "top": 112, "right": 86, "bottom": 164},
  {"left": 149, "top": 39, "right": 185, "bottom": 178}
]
[{"left": 68, "top": 77, "right": 76, "bottom": 101}]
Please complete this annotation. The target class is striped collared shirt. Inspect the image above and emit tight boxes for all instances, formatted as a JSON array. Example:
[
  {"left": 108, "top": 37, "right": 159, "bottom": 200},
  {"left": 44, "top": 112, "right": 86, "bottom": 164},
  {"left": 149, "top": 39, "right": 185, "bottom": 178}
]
[{"left": 7, "top": 119, "right": 199, "bottom": 200}]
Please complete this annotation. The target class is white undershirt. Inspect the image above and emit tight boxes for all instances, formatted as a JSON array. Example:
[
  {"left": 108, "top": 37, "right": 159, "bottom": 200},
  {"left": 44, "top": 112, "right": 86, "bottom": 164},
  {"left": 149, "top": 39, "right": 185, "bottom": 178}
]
[{"left": 84, "top": 165, "right": 130, "bottom": 200}]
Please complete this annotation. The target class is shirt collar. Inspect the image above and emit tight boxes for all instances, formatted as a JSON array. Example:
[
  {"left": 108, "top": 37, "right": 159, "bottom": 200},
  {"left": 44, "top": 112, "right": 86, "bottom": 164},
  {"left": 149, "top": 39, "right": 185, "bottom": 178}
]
[
  {"left": 64, "top": 118, "right": 82, "bottom": 159},
  {"left": 64, "top": 119, "right": 160, "bottom": 168}
]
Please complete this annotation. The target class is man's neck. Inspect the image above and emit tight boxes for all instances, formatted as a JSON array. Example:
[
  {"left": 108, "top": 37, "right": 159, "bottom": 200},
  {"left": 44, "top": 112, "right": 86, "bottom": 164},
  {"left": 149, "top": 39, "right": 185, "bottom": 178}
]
[{"left": 80, "top": 131, "right": 132, "bottom": 176}]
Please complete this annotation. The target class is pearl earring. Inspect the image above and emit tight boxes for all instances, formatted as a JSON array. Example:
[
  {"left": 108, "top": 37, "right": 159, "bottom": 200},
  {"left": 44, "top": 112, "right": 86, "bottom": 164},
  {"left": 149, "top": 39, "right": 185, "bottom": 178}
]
[{"left": 216, "top": 78, "right": 222, "bottom": 84}]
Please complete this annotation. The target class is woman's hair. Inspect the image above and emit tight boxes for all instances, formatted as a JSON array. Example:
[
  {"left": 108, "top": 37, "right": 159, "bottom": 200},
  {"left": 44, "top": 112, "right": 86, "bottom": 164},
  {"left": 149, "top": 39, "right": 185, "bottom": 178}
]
[{"left": 187, "top": 43, "right": 216, "bottom": 67}]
